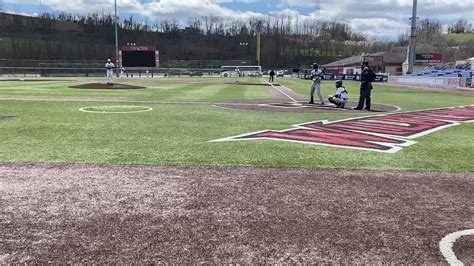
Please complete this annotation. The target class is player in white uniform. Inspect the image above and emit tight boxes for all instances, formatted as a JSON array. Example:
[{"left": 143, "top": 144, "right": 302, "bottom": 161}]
[
  {"left": 309, "top": 63, "right": 324, "bottom": 105},
  {"left": 235, "top": 67, "right": 241, "bottom": 82},
  {"left": 328, "top": 80, "right": 348, "bottom": 108},
  {"left": 105, "top": 59, "right": 115, "bottom": 85}
]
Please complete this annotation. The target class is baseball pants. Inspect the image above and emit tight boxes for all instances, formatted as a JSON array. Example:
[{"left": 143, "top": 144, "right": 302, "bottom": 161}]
[
  {"left": 310, "top": 82, "right": 324, "bottom": 104},
  {"left": 107, "top": 70, "right": 113, "bottom": 84}
]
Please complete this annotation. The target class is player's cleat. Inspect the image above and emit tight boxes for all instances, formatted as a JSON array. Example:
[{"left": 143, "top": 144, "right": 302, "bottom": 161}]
[
  {"left": 365, "top": 107, "right": 371, "bottom": 111},
  {"left": 308, "top": 97, "right": 314, "bottom": 104},
  {"left": 320, "top": 102, "right": 325, "bottom": 105},
  {"left": 353, "top": 107, "right": 362, "bottom": 110}
]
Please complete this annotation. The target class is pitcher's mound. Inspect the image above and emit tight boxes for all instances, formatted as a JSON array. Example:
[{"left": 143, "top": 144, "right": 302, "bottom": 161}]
[{"left": 70, "top": 83, "right": 146, "bottom": 90}]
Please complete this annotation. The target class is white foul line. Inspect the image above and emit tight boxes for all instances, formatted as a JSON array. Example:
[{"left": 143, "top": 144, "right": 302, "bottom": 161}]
[
  {"left": 264, "top": 81, "right": 298, "bottom": 103},
  {"left": 439, "top": 229, "right": 474, "bottom": 266}
]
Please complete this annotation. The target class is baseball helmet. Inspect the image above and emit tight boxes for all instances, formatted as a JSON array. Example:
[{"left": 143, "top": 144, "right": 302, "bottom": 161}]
[
  {"left": 107, "top": 59, "right": 111, "bottom": 62},
  {"left": 335, "top": 80, "right": 343, "bottom": 87},
  {"left": 312, "top": 63, "right": 319, "bottom": 69}
]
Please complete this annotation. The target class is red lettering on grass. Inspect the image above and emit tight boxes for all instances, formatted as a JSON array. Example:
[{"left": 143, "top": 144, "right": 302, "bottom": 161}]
[
  {"left": 218, "top": 105, "right": 474, "bottom": 153},
  {"left": 237, "top": 125, "right": 407, "bottom": 151},
  {"left": 409, "top": 107, "right": 474, "bottom": 122}
]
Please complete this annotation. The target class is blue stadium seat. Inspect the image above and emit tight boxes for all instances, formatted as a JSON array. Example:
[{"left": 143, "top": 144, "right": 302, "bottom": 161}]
[{"left": 410, "top": 69, "right": 473, "bottom": 77}]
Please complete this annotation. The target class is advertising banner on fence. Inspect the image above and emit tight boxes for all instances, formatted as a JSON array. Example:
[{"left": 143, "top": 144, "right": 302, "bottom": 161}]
[
  {"left": 388, "top": 76, "right": 460, "bottom": 88},
  {"left": 323, "top": 74, "right": 388, "bottom": 82}
]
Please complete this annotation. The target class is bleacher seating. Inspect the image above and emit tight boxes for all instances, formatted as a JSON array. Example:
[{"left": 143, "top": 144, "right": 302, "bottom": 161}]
[
  {"left": 409, "top": 68, "right": 473, "bottom": 78},
  {"left": 455, "top": 63, "right": 472, "bottom": 70}
]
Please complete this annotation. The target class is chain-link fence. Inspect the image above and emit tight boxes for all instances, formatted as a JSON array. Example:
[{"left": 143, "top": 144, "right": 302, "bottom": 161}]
[
  {"left": 161, "top": 59, "right": 255, "bottom": 69},
  {"left": 0, "top": 59, "right": 106, "bottom": 77},
  {"left": 0, "top": 59, "right": 258, "bottom": 77}
]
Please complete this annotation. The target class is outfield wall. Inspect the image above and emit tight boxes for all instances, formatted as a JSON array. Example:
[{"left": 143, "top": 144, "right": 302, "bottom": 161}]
[
  {"left": 388, "top": 76, "right": 473, "bottom": 89},
  {"left": 322, "top": 74, "right": 389, "bottom": 82}
]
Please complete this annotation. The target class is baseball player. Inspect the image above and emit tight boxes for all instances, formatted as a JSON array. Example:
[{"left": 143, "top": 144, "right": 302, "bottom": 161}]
[
  {"left": 235, "top": 67, "right": 241, "bottom": 82},
  {"left": 309, "top": 63, "right": 325, "bottom": 105},
  {"left": 105, "top": 59, "right": 115, "bottom": 85},
  {"left": 328, "top": 80, "right": 348, "bottom": 108}
]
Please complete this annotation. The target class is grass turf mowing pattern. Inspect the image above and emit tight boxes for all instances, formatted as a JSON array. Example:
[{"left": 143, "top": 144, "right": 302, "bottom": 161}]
[
  {"left": 0, "top": 99, "right": 474, "bottom": 171},
  {"left": 277, "top": 79, "right": 474, "bottom": 111},
  {"left": 0, "top": 80, "right": 271, "bottom": 102}
]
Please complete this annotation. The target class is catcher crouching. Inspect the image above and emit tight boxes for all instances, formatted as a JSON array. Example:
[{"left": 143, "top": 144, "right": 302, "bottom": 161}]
[{"left": 328, "top": 80, "right": 348, "bottom": 108}]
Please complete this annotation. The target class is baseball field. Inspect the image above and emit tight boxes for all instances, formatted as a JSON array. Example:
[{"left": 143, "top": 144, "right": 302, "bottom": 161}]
[{"left": 0, "top": 77, "right": 473, "bottom": 263}]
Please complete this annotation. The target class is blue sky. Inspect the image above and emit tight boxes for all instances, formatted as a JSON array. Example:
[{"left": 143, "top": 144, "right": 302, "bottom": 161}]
[
  {"left": 2, "top": 0, "right": 473, "bottom": 40},
  {"left": 219, "top": 0, "right": 314, "bottom": 15}
]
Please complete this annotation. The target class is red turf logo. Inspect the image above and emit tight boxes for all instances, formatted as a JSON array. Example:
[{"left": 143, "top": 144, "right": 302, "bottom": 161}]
[{"left": 213, "top": 105, "right": 474, "bottom": 153}]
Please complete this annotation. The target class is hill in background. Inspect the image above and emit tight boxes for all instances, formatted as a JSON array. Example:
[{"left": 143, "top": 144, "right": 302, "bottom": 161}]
[{"left": 0, "top": 12, "right": 473, "bottom": 68}]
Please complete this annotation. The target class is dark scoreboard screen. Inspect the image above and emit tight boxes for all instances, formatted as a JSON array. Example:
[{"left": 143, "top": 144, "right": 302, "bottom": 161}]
[{"left": 122, "top": 51, "right": 156, "bottom": 67}]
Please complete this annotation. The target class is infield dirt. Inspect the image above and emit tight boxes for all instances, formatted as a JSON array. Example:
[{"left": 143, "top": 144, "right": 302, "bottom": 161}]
[
  {"left": 1, "top": 163, "right": 472, "bottom": 264},
  {"left": 70, "top": 83, "right": 146, "bottom": 90}
]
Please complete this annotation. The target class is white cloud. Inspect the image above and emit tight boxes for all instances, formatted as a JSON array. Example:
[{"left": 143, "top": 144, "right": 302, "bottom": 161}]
[
  {"left": 213, "top": 0, "right": 260, "bottom": 2},
  {"left": 4, "top": 0, "right": 474, "bottom": 39},
  {"left": 281, "top": 0, "right": 473, "bottom": 38},
  {"left": 350, "top": 18, "right": 410, "bottom": 39},
  {"left": 5, "top": 0, "right": 142, "bottom": 12},
  {"left": 282, "top": 0, "right": 474, "bottom": 23},
  {"left": 140, "top": 0, "right": 263, "bottom": 21},
  {"left": 282, "top": 0, "right": 320, "bottom": 8},
  {"left": 5, "top": 0, "right": 265, "bottom": 21}
]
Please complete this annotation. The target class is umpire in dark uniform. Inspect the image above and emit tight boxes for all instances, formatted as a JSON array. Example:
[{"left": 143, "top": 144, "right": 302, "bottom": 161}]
[
  {"left": 354, "top": 62, "right": 376, "bottom": 110},
  {"left": 269, "top": 70, "right": 275, "bottom": 83}
]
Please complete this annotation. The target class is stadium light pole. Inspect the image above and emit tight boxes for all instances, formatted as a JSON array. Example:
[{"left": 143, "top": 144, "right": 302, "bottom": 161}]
[
  {"left": 408, "top": 0, "right": 417, "bottom": 74},
  {"left": 256, "top": 32, "right": 261, "bottom": 66},
  {"left": 240, "top": 42, "right": 248, "bottom": 63},
  {"left": 114, "top": 0, "right": 119, "bottom": 77}
]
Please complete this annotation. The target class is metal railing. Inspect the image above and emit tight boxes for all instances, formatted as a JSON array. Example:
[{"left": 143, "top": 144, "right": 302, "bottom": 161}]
[
  {"left": 0, "top": 59, "right": 106, "bottom": 77},
  {"left": 0, "top": 59, "right": 256, "bottom": 77}
]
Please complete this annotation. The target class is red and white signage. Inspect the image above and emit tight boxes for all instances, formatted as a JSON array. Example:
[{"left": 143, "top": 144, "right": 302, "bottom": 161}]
[{"left": 213, "top": 105, "right": 474, "bottom": 153}]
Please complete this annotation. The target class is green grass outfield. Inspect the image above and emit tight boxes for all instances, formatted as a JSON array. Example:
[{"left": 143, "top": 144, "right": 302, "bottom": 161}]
[
  {"left": 0, "top": 78, "right": 270, "bottom": 101},
  {"left": 0, "top": 78, "right": 473, "bottom": 171}
]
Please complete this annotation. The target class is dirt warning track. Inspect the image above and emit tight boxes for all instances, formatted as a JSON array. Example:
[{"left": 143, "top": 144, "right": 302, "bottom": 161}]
[{"left": 1, "top": 163, "right": 472, "bottom": 264}]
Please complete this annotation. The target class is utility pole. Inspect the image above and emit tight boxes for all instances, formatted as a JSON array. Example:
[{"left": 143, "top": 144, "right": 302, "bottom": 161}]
[
  {"left": 256, "top": 32, "right": 261, "bottom": 66},
  {"left": 314, "top": 0, "right": 320, "bottom": 16},
  {"left": 408, "top": 0, "right": 417, "bottom": 73},
  {"left": 114, "top": 0, "right": 119, "bottom": 77}
]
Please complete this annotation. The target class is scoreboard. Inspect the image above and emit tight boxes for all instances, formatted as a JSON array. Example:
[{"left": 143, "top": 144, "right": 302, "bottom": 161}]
[
  {"left": 119, "top": 46, "right": 159, "bottom": 68},
  {"left": 415, "top": 53, "right": 443, "bottom": 64}
]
